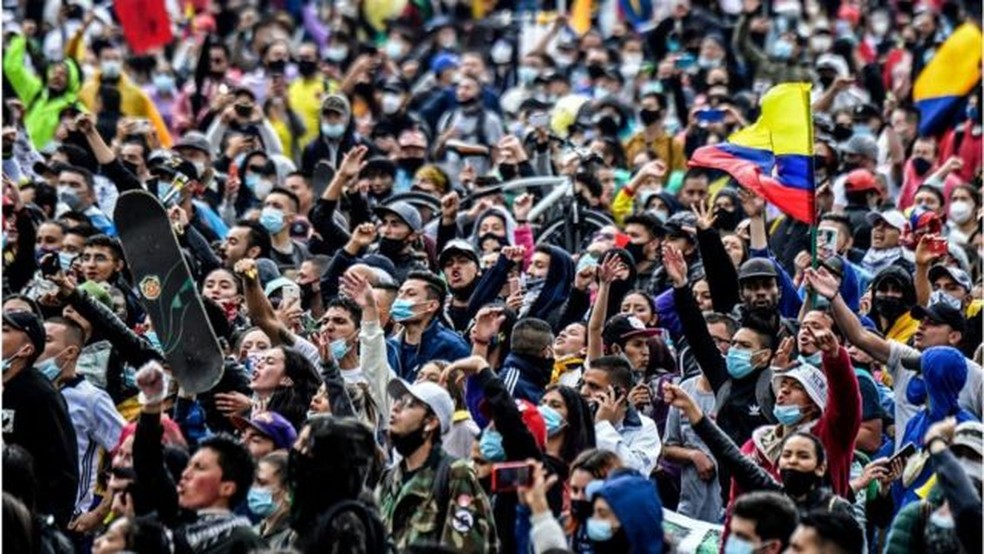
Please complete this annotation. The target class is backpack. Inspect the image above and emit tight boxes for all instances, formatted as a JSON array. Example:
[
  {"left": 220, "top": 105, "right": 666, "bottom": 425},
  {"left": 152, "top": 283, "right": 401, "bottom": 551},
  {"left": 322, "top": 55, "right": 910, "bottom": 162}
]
[{"left": 714, "top": 368, "right": 777, "bottom": 424}]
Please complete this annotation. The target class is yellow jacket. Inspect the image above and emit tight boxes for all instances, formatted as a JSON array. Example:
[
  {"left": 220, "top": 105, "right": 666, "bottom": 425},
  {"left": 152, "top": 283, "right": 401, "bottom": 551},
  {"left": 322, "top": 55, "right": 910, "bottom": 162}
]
[
  {"left": 79, "top": 74, "right": 173, "bottom": 147},
  {"left": 288, "top": 77, "right": 328, "bottom": 149},
  {"left": 886, "top": 313, "right": 919, "bottom": 345}
]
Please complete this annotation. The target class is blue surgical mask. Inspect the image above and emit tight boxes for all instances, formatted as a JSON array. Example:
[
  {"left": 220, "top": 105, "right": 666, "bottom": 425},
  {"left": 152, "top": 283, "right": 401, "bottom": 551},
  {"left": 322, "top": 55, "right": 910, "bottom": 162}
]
[
  {"left": 390, "top": 298, "right": 418, "bottom": 322},
  {"left": 772, "top": 39, "right": 794, "bottom": 60},
  {"left": 725, "top": 348, "right": 757, "bottom": 379},
  {"left": 247, "top": 487, "right": 275, "bottom": 517},
  {"left": 260, "top": 207, "right": 286, "bottom": 234},
  {"left": 479, "top": 429, "right": 506, "bottom": 462},
  {"left": 1, "top": 358, "right": 11, "bottom": 374},
  {"left": 122, "top": 367, "right": 137, "bottom": 389},
  {"left": 586, "top": 517, "right": 614, "bottom": 541},
  {"left": 330, "top": 338, "right": 350, "bottom": 360},
  {"left": 152, "top": 73, "right": 175, "bottom": 93},
  {"left": 798, "top": 351, "right": 822, "bottom": 366},
  {"left": 723, "top": 535, "right": 757, "bottom": 554},
  {"left": 144, "top": 331, "right": 162, "bottom": 352},
  {"left": 36, "top": 357, "right": 62, "bottom": 382},
  {"left": 853, "top": 124, "right": 872, "bottom": 138},
  {"left": 773, "top": 404, "right": 804, "bottom": 426},
  {"left": 321, "top": 122, "right": 346, "bottom": 139},
  {"left": 518, "top": 66, "right": 538, "bottom": 85},
  {"left": 538, "top": 405, "right": 565, "bottom": 437},
  {"left": 58, "top": 251, "right": 76, "bottom": 271},
  {"left": 929, "top": 290, "right": 963, "bottom": 311}
]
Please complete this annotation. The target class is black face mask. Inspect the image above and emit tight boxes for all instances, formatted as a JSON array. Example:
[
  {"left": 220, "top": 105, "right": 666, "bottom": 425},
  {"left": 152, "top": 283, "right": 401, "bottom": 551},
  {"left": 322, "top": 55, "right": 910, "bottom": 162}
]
[
  {"left": 399, "top": 157, "right": 425, "bottom": 175},
  {"left": 298, "top": 59, "right": 318, "bottom": 78},
  {"left": 873, "top": 296, "right": 907, "bottom": 322},
  {"left": 378, "top": 237, "right": 408, "bottom": 258},
  {"left": 596, "top": 116, "right": 619, "bottom": 137},
  {"left": 912, "top": 157, "right": 933, "bottom": 176},
  {"left": 389, "top": 423, "right": 429, "bottom": 457},
  {"left": 499, "top": 163, "right": 518, "bottom": 181},
  {"left": 819, "top": 75, "right": 835, "bottom": 89},
  {"left": 458, "top": 96, "right": 480, "bottom": 109},
  {"left": 840, "top": 161, "right": 860, "bottom": 173},
  {"left": 266, "top": 59, "right": 287, "bottom": 73},
  {"left": 478, "top": 232, "right": 509, "bottom": 252},
  {"left": 625, "top": 241, "right": 647, "bottom": 265},
  {"left": 354, "top": 82, "right": 375, "bottom": 98},
  {"left": 587, "top": 64, "right": 605, "bottom": 80},
  {"left": 780, "top": 468, "right": 821, "bottom": 497},
  {"left": 570, "top": 499, "right": 592, "bottom": 522},
  {"left": 713, "top": 208, "right": 740, "bottom": 232},
  {"left": 640, "top": 109, "right": 662, "bottom": 126},
  {"left": 121, "top": 160, "right": 141, "bottom": 177},
  {"left": 450, "top": 277, "right": 478, "bottom": 300},
  {"left": 832, "top": 124, "right": 853, "bottom": 142}
]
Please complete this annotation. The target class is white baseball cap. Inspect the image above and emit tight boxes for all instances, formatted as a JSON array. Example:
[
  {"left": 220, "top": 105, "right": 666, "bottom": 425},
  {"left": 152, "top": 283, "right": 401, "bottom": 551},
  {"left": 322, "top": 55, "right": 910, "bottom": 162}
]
[{"left": 387, "top": 378, "right": 454, "bottom": 435}]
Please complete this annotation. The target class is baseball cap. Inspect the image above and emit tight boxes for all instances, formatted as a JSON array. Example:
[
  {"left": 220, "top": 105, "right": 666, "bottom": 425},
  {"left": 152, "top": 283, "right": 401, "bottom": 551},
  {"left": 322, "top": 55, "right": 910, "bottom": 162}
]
[
  {"left": 841, "top": 135, "right": 879, "bottom": 161},
  {"left": 865, "top": 209, "right": 906, "bottom": 232},
  {"left": 362, "top": 156, "right": 396, "bottom": 178},
  {"left": 430, "top": 52, "right": 460, "bottom": 75},
  {"left": 816, "top": 53, "right": 849, "bottom": 76},
  {"left": 232, "top": 411, "right": 298, "bottom": 450},
  {"left": 387, "top": 378, "right": 455, "bottom": 434},
  {"left": 910, "top": 303, "right": 967, "bottom": 333},
  {"left": 321, "top": 94, "right": 350, "bottom": 115},
  {"left": 773, "top": 363, "right": 829, "bottom": 413},
  {"left": 952, "top": 421, "right": 984, "bottom": 459},
  {"left": 173, "top": 131, "right": 212, "bottom": 155},
  {"left": 852, "top": 103, "right": 881, "bottom": 122},
  {"left": 738, "top": 258, "right": 778, "bottom": 281},
  {"left": 3, "top": 311, "right": 45, "bottom": 356},
  {"left": 374, "top": 201, "right": 423, "bottom": 233},
  {"left": 844, "top": 169, "right": 879, "bottom": 193},
  {"left": 439, "top": 239, "right": 480, "bottom": 267},
  {"left": 928, "top": 265, "right": 972, "bottom": 292},
  {"left": 908, "top": 205, "right": 943, "bottom": 234},
  {"left": 602, "top": 314, "right": 660, "bottom": 346},
  {"left": 398, "top": 130, "right": 428, "bottom": 149}
]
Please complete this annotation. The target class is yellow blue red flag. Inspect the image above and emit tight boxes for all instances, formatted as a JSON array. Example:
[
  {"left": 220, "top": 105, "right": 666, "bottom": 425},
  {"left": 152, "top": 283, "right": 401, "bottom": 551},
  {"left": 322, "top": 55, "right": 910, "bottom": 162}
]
[
  {"left": 913, "top": 22, "right": 982, "bottom": 136},
  {"left": 689, "top": 83, "right": 815, "bottom": 223}
]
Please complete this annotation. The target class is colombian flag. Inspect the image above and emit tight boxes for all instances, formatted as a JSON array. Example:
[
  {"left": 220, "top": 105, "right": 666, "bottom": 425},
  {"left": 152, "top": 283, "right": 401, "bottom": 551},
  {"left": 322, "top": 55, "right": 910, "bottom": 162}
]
[
  {"left": 689, "top": 83, "right": 816, "bottom": 224},
  {"left": 914, "top": 23, "right": 983, "bottom": 136}
]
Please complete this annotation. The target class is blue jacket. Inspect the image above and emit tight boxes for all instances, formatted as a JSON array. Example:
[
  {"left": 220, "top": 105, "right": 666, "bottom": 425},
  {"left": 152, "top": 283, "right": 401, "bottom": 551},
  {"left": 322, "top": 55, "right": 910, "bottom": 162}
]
[
  {"left": 466, "top": 352, "right": 551, "bottom": 428},
  {"left": 596, "top": 470, "right": 664, "bottom": 554},
  {"left": 386, "top": 317, "right": 470, "bottom": 381}
]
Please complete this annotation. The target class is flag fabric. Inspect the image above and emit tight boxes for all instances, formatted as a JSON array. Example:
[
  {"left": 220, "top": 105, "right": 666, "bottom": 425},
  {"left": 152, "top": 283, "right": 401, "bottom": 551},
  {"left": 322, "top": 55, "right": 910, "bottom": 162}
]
[
  {"left": 618, "top": 0, "right": 653, "bottom": 30},
  {"left": 689, "top": 83, "right": 816, "bottom": 224},
  {"left": 570, "top": 0, "right": 593, "bottom": 35},
  {"left": 913, "top": 23, "right": 983, "bottom": 136},
  {"left": 115, "top": 0, "right": 174, "bottom": 54}
]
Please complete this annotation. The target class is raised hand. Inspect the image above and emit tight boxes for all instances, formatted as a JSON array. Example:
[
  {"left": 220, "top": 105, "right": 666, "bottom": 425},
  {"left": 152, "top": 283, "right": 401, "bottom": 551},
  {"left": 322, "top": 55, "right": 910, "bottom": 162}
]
[
  {"left": 662, "top": 244, "right": 689, "bottom": 287},
  {"left": 444, "top": 354, "right": 491, "bottom": 378},
  {"left": 691, "top": 199, "right": 717, "bottom": 231},
  {"left": 337, "top": 145, "right": 369, "bottom": 180},
  {"left": 74, "top": 113, "right": 95, "bottom": 135},
  {"left": 574, "top": 264, "right": 597, "bottom": 291},
  {"left": 661, "top": 382, "right": 702, "bottom": 422},
  {"left": 233, "top": 258, "right": 258, "bottom": 281},
  {"left": 340, "top": 271, "right": 373, "bottom": 308},
  {"left": 471, "top": 306, "right": 506, "bottom": 344},
  {"left": 349, "top": 222, "right": 377, "bottom": 249},
  {"left": 597, "top": 253, "right": 627, "bottom": 285},
  {"left": 440, "top": 191, "right": 460, "bottom": 223},
  {"left": 772, "top": 336, "right": 796, "bottom": 370},
  {"left": 135, "top": 361, "right": 168, "bottom": 405},
  {"left": 805, "top": 325, "right": 839, "bottom": 355},
  {"left": 803, "top": 267, "right": 839, "bottom": 300},
  {"left": 513, "top": 193, "right": 534, "bottom": 223},
  {"left": 914, "top": 233, "right": 943, "bottom": 266},
  {"left": 501, "top": 245, "right": 526, "bottom": 264},
  {"left": 738, "top": 188, "right": 764, "bottom": 218},
  {"left": 516, "top": 460, "right": 557, "bottom": 514}
]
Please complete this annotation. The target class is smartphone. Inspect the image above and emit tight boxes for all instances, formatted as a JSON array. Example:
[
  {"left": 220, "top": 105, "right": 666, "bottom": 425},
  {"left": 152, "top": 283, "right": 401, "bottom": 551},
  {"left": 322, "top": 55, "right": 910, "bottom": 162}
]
[
  {"left": 39, "top": 252, "right": 60, "bottom": 277},
  {"left": 887, "top": 442, "right": 917, "bottom": 466},
  {"left": 927, "top": 236, "right": 948, "bottom": 256},
  {"left": 674, "top": 53, "right": 696, "bottom": 70},
  {"left": 491, "top": 461, "right": 534, "bottom": 492},
  {"left": 281, "top": 282, "right": 301, "bottom": 307},
  {"left": 696, "top": 108, "right": 726, "bottom": 124},
  {"left": 817, "top": 227, "right": 839, "bottom": 261},
  {"left": 529, "top": 112, "right": 549, "bottom": 129}
]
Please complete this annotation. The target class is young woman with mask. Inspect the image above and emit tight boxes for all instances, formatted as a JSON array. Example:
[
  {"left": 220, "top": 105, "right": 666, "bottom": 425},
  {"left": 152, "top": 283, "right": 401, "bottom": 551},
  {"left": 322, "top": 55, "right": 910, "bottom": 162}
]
[
  {"left": 249, "top": 451, "right": 291, "bottom": 548},
  {"left": 567, "top": 449, "right": 623, "bottom": 553}
]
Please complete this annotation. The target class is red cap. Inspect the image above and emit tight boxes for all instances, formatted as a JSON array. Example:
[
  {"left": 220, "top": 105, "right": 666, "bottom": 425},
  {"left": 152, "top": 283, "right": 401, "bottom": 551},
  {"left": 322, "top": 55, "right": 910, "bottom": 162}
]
[{"left": 845, "top": 169, "right": 879, "bottom": 193}]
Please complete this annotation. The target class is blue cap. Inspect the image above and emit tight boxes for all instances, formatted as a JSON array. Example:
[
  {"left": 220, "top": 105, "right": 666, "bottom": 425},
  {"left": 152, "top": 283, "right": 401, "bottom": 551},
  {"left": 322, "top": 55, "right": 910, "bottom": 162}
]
[{"left": 431, "top": 52, "right": 460, "bottom": 75}]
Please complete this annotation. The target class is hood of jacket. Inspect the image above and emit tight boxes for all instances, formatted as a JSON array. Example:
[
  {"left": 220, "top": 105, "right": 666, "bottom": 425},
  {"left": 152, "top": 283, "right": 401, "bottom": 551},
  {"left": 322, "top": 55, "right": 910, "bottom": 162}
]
[
  {"left": 596, "top": 471, "right": 664, "bottom": 554},
  {"left": 469, "top": 205, "right": 517, "bottom": 248},
  {"left": 902, "top": 346, "right": 975, "bottom": 448},
  {"left": 528, "top": 244, "right": 574, "bottom": 321}
]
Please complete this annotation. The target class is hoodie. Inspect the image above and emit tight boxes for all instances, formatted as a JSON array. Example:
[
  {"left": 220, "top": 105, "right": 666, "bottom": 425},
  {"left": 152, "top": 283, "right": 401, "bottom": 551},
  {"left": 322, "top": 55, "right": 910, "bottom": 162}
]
[
  {"left": 524, "top": 245, "right": 575, "bottom": 331},
  {"left": 896, "top": 346, "right": 976, "bottom": 509},
  {"left": 595, "top": 471, "right": 664, "bottom": 554}
]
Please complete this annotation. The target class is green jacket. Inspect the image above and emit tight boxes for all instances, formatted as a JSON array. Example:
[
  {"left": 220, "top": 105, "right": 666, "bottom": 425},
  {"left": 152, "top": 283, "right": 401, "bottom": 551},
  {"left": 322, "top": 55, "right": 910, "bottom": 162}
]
[
  {"left": 377, "top": 448, "right": 497, "bottom": 552},
  {"left": 3, "top": 34, "right": 82, "bottom": 149},
  {"left": 885, "top": 487, "right": 943, "bottom": 554}
]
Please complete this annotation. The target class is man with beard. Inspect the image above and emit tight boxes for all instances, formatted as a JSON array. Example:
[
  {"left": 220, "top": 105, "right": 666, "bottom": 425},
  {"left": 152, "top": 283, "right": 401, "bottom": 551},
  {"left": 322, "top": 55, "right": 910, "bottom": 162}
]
[
  {"left": 434, "top": 75, "right": 505, "bottom": 187},
  {"left": 377, "top": 379, "right": 497, "bottom": 552},
  {"left": 439, "top": 239, "right": 482, "bottom": 331},
  {"left": 623, "top": 213, "right": 664, "bottom": 287},
  {"left": 806, "top": 267, "right": 982, "bottom": 448},
  {"left": 372, "top": 201, "right": 428, "bottom": 282},
  {"left": 394, "top": 130, "right": 429, "bottom": 191}
]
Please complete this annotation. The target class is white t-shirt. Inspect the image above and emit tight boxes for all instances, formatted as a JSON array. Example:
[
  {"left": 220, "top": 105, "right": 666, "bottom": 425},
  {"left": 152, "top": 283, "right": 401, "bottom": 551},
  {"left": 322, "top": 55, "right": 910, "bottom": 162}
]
[{"left": 886, "top": 341, "right": 982, "bottom": 448}]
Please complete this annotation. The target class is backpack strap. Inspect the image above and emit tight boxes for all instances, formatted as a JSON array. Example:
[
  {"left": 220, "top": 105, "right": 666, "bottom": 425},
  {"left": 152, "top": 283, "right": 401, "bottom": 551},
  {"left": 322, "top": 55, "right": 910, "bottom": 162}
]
[
  {"left": 430, "top": 455, "right": 454, "bottom": 533},
  {"left": 713, "top": 380, "right": 732, "bottom": 416},
  {"left": 756, "top": 368, "right": 777, "bottom": 424}
]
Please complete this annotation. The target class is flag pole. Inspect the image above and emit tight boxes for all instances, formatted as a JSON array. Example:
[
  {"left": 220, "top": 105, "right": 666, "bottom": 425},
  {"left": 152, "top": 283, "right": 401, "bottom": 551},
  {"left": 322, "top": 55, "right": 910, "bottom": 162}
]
[{"left": 806, "top": 85, "right": 818, "bottom": 308}]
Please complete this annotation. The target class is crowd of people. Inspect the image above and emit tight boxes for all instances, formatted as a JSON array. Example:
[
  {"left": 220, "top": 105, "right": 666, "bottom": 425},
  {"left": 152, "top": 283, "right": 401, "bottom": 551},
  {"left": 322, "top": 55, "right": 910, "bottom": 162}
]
[{"left": 1, "top": 0, "right": 982, "bottom": 552}]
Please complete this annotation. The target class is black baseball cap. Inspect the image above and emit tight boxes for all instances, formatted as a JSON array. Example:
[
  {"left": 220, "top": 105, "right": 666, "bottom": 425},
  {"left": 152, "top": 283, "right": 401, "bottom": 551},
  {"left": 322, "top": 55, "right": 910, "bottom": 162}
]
[
  {"left": 738, "top": 258, "right": 778, "bottom": 281},
  {"left": 439, "top": 239, "right": 480, "bottom": 267},
  {"left": 602, "top": 314, "right": 659, "bottom": 347},
  {"left": 3, "top": 311, "right": 46, "bottom": 356},
  {"left": 911, "top": 303, "right": 966, "bottom": 334}
]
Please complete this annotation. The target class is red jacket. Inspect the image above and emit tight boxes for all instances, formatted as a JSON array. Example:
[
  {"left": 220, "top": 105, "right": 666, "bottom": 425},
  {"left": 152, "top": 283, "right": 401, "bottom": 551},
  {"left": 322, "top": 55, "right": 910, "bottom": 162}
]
[{"left": 729, "top": 347, "right": 862, "bottom": 505}]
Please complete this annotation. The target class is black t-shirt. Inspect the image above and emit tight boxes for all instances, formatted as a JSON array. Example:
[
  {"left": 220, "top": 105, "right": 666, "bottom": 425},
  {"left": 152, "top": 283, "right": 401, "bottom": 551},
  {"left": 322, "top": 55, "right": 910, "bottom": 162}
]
[
  {"left": 2, "top": 367, "right": 79, "bottom": 527},
  {"left": 718, "top": 372, "right": 772, "bottom": 447}
]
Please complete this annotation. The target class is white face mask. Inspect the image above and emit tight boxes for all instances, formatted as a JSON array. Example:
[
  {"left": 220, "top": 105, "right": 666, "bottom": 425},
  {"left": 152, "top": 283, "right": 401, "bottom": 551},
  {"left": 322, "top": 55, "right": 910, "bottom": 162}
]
[
  {"left": 101, "top": 60, "right": 122, "bottom": 79},
  {"left": 810, "top": 35, "right": 833, "bottom": 52},
  {"left": 381, "top": 93, "right": 403, "bottom": 115},
  {"left": 948, "top": 200, "right": 974, "bottom": 224}
]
